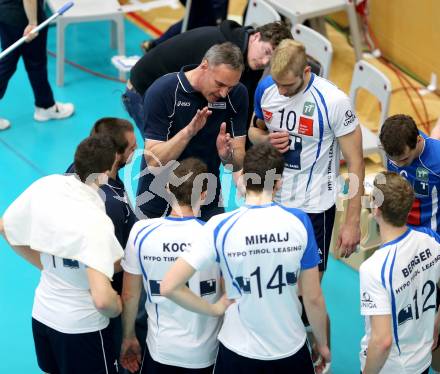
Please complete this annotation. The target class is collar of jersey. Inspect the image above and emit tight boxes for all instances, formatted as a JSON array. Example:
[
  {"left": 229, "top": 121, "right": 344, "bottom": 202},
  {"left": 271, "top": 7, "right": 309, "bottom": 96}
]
[
  {"left": 243, "top": 202, "right": 276, "bottom": 209},
  {"left": 380, "top": 227, "right": 411, "bottom": 249},
  {"left": 178, "top": 65, "right": 199, "bottom": 93},
  {"left": 165, "top": 216, "right": 196, "bottom": 221},
  {"left": 303, "top": 73, "right": 315, "bottom": 93}
]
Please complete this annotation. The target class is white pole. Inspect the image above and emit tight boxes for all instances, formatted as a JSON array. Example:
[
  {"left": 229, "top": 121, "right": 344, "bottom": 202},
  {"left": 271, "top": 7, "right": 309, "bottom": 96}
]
[{"left": 0, "top": 1, "right": 74, "bottom": 60}]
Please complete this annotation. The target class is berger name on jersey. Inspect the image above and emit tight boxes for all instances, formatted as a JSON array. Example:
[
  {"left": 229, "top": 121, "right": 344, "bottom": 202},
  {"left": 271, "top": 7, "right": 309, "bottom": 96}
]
[
  {"left": 254, "top": 74, "right": 359, "bottom": 213},
  {"left": 359, "top": 228, "right": 440, "bottom": 374}
]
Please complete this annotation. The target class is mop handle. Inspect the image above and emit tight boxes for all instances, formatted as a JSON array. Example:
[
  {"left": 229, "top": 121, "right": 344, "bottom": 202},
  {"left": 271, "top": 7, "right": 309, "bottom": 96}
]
[{"left": 0, "top": 1, "right": 74, "bottom": 60}]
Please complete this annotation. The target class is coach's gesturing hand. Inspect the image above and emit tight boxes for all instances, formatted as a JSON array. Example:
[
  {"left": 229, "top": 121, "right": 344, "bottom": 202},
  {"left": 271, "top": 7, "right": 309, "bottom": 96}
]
[{"left": 185, "top": 107, "right": 212, "bottom": 138}]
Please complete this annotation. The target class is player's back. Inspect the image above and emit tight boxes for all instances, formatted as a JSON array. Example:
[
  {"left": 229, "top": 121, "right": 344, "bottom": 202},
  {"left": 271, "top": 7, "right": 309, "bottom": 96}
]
[
  {"left": 124, "top": 217, "right": 222, "bottom": 369},
  {"left": 360, "top": 228, "right": 440, "bottom": 373},
  {"left": 207, "top": 203, "right": 319, "bottom": 360},
  {"left": 33, "top": 254, "right": 109, "bottom": 333}
]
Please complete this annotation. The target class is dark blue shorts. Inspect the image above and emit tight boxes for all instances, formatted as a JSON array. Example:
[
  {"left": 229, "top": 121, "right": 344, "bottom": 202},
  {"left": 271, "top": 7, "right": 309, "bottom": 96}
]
[
  {"left": 32, "top": 318, "right": 118, "bottom": 374},
  {"left": 213, "top": 342, "right": 314, "bottom": 374},
  {"left": 307, "top": 205, "right": 336, "bottom": 272},
  {"left": 139, "top": 344, "right": 214, "bottom": 374}
]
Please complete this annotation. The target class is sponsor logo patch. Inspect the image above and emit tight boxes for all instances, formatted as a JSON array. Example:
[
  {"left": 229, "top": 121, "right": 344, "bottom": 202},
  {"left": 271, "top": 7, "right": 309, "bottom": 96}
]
[
  {"left": 416, "top": 167, "right": 429, "bottom": 181},
  {"left": 344, "top": 110, "right": 356, "bottom": 126},
  {"left": 298, "top": 116, "right": 314, "bottom": 136},
  {"left": 302, "top": 101, "right": 315, "bottom": 116},
  {"left": 263, "top": 109, "right": 273, "bottom": 122}
]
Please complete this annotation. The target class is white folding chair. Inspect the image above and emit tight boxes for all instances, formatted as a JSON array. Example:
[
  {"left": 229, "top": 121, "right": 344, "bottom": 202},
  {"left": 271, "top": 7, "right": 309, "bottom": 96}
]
[
  {"left": 292, "top": 24, "right": 333, "bottom": 79},
  {"left": 244, "top": 0, "right": 281, "bottom": 27},
  {"left": 265, "top": 0, "right": 363, "bottom": 61},
  {"left": 46, "top": 0, "right": 125, "bottom": 86},
  {"left": 349, "top": 60, "right": 392, "bottom": 159},
  {"left": 46, "top": 0, "right": 180, "bottom": 86}
]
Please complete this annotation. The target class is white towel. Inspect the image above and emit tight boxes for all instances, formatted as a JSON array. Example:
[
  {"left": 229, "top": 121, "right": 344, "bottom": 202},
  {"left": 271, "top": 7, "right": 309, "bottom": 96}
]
[{"left": 3, "top": 174, "right": 124, "bottom": 279}]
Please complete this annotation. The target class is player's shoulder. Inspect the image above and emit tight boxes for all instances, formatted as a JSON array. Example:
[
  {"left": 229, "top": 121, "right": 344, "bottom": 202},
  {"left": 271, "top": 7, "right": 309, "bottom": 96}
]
[
  {"left": 423, "top": 137, "right": 440, "bottom": 170},
  {"left": 273, "top": 204, "right": 310, "bottom": 225},
  {"left": 256, "top": 75, "right": 277, "bottom": 95},
  {"left": 131, "top": 217, "right": 164, "bottom": 234},
  {"left": 411, "top": 226, "right": 440, "bottom": 244},
  {"left": 359, "top": 251, "right": 385, "bottom": 280},
  {"left": 204, "top": 208, "right": 244, "bottom": 231},
  {"left": 310, "top": 74, "right": 349, "bottom": 104}
]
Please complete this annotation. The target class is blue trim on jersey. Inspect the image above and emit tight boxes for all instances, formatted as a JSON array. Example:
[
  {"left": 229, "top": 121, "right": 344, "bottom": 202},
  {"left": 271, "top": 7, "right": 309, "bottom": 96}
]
[
  {"left": 313, "top": 86, "right": 331, "bottom": 131},
  {"left": 164, "top": 216, "right": 196, "bottom": 221},
  {"left": 381, "top": 228, "right": 411, "bottom": 248},
  {"left": 243, "top": 202, "right": 276, "bottom": 209},
  {"left": 155, "top": 303, "right": 160, "bottom": 331},
  {"left": 137, "top": 223, "right": 164, "bottom": 302},
  {"left": 213, "top": 210, "right": 241, "bottom": 263},
  {"left": 195, "top": 218, "right": 206, "bottom": 226},
  {"left": 276, "top": 204, "right": 320, "bottom": 269},
  {"left": 380, "top": 249, "right": 391, "bottom": 290},
  {"left": 389, "top": 247, "right": 401, "bottom": 354},
  {"left": 134, "top": 223, "right": 153, "bottom": 248},
  {"left": 220, "top": 212, "right": 249, "bottom": 295},
  {"left": 254, "top": 75, "right": 275, "bottom": 120},
  {"left": 412, "top": 226, "right": 440, "bottom": 244},
  {"left": 306, "top": 90, "right": 324, "bottom": 190},
  {"left": 304, "top": 73, "right": 315, "bottom": 93}
]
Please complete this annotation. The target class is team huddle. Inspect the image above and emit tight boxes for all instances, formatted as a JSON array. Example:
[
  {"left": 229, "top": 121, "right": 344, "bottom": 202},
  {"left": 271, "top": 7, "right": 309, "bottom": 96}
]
[{"left": 1, "top": 18, "right": 440, "bottom": 374}]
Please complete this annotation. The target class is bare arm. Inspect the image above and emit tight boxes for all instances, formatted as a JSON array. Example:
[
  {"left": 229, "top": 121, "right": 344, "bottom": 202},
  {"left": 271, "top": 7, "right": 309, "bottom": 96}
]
[
  {"left": 120, "top": 272, "right": 143, "bottom": 373},
  {"left": 299, "top": 266, "right": 331, "bottom": 363},
  {"left": 22, "top": 0, "right": 39, "bottom": 41},
  {"left": 145, "top": 108, "right": 211, "bottom": 168},
  {"left": 1, "top": 218, "right": 42, "bottom": 269},
  {"left": 23, "top": 0, "right": 37, "bottom": 24},
  {"left": 363, "top": 315, "right": 392, "bottom": 374},
  {"left": 338, "top": 126, "right": 365, "bottom": 257},
  {"left": 160, "top": 258, "right": 232, "bottom": 316},
  {"left": 87, "top": 267, "right": 122, "bottom": 318}
]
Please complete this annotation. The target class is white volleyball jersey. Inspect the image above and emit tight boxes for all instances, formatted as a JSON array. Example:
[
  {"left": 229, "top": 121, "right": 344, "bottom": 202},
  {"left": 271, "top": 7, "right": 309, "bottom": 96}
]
[
  {"left": 182, "top": 203, "right": 320, "bottom": 360},
  {"left": 122, "top": 217, "right": 222, "bottom": 369},
  {"left": 32, "top": 254, "right": 109, "bottom": 334},
  {"left": 254, "top": 74, "right": 359, "bottom": 213},
  {"left": 359, "top": 227, "right": 440, "bottom": 373}
]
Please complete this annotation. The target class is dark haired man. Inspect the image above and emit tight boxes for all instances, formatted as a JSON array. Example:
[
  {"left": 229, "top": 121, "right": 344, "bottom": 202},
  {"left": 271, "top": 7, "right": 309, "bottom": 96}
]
[
  {"left": 0, "top": 135, "right": 123, "bottom": 374},
  {"left": 379, "top": 114, "right": 440, "bottom": 234},
  {"left": 67, "top": 118, "right": 138, "bottom": 360},
  {"left": 360, "top": 171, "right": 440, "bottom": 374},
  {"left": 123, "top": 20, "right": 292, "bottom": 132},
  {"left": 160, "top": 143, "right": 330, "bottom": 373},
  {"left": 120, "top": 157, "right": 223, "bottom": 373}
]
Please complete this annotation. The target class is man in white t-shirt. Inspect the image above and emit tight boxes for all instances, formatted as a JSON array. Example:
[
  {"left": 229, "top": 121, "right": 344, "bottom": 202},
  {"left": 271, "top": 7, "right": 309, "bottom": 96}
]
[
  {"left": 160, "top": 143, "right": 330, "bottom": 373},
  {"left": 120, "top": 157, "right": 223, "bottom": 373},
  {"left": 0, "top": 135, "right": 124, "bottom": 374},
  {"left": 249, "top": 39, "right": 364, "bottom": 270},
  {"left": 360, "top": 171, "right": 440, "bottom": 374}
]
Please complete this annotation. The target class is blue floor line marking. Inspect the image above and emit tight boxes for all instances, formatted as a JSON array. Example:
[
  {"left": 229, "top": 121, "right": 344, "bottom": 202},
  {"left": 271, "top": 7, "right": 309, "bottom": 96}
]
[{"left": 0, "top": 138, "right": 47, "bottom": 176}]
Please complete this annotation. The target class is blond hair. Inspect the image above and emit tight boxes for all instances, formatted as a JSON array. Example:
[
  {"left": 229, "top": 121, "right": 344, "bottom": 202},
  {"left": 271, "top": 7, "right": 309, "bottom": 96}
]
[{"left": 270, "top": 39, "right": 307, "bottom": 80}]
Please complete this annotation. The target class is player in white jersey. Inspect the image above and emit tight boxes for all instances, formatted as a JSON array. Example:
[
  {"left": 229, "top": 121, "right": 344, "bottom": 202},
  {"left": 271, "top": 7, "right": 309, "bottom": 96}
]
[
  {"left": 249, "top": 39, "right": 364, "bottom": 269},
  {"left": 360, "top": 171, "right": 440, "bottom": 374},
  {"left": 0, "top": 136, "right": 123, "bottom": 374},
  {"left": 160, "top": 143, "right": 330, "bottom": 373},
  {"left": 120, "top": 158, "right": 223, "bottom": 374}
]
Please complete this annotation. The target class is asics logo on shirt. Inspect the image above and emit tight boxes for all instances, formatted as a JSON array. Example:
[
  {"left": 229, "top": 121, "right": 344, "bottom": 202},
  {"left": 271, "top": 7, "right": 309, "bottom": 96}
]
[{"left": 177, "top": 101, "right": 191, "bottom": 107}]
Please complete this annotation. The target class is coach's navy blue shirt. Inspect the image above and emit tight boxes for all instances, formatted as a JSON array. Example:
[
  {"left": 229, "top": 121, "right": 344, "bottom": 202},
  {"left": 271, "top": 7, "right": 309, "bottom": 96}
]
[{"left": 137, "top": 65, "right": 248, "bottom": 218}]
